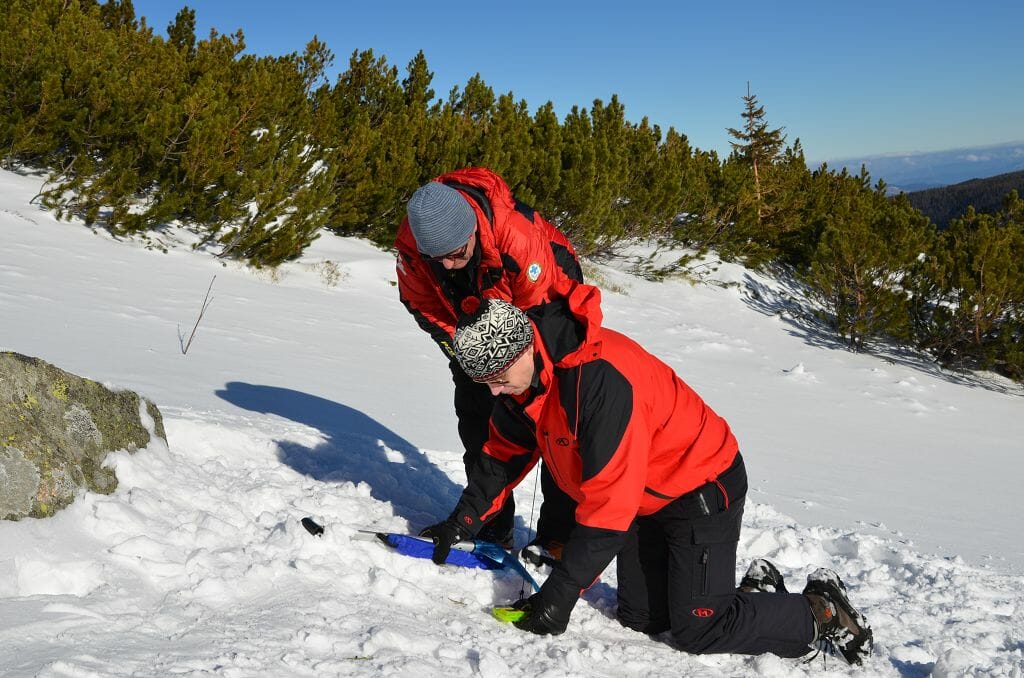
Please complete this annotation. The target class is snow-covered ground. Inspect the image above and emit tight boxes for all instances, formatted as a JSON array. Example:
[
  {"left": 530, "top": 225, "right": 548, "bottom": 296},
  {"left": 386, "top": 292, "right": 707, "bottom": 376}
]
[{"left": 1, "top": 167, "right": 1022, "bottom": 676}]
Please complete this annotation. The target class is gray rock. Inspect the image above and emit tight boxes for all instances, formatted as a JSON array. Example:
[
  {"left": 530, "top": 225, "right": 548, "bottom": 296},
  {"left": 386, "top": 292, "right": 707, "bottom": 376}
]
[
  {"left": 0, "top": 447, "right": 39, "bottom": 517},
  {"left": 0, "top": 352, "right": 167, "bottom": 520}
]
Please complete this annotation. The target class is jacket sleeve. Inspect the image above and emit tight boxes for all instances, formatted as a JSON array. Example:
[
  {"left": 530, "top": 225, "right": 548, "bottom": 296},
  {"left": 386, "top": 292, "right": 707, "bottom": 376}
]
[
  {"left": 548, "top": 360, "right": 646, "bottom": 597},
  {"left": 492, "top": 204, "right": 583, "bottom": 310},
  {"left": 396, "top": 248, "right": 458, "bottom": 361},
  {"left": 449, "top": 398, "right": 539, "bottom": 534}
]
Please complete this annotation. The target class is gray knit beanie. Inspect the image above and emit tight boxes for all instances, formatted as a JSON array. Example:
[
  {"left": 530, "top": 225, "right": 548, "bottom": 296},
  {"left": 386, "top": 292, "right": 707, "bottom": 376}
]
[
  {"left": 406, "top": 182, "right": 477, "bottom": 257},
  {"left": 454, "top": 298, "right": 534, "bottom": 381}
]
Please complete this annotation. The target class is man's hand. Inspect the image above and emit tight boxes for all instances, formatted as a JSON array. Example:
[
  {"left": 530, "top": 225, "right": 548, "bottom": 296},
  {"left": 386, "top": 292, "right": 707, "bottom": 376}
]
[
  {"left": 419, "top": 520, "right": 470, "bottom": 565},
  {"left": 510, "top": 591, "right": 572, "bottom": 635}
]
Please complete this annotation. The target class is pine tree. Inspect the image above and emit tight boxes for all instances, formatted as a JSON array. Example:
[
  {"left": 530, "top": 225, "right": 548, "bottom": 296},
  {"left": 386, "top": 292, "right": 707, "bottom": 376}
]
[
  {"left": 167, "top": 6, "right": 196, "bottom": 59},
  {"left": 209, "top": 40, "right": 340, "bottom": 264},
  {"left": 556, "top": 104, "right": 597, "bottom": 249},
  {"left": 98, "top": 0, "right": 137, "bottom": 31},
  {"left": 588, "top": 95, "right": 631, "bottom": 247},
  {"left": 550, "top": 95, "right": 634, "bottom": 252},
  {"left": 29, "top": 0, "right": 186, "bottom": 231},
  {"left": 659, "top": 128, "right": 699, "bottom": 210},
  {"left": 0, "top": 0, "right": 66, "bottom": 166},
  {"left": 726, "top": 82, "right": 785, "bottom": 225},
  {"left": 523, "top": 101, "right": 562, "bottom": 217},
  {"left": 478, "top": 92, "right": 533, "bottom": 194},
  {"left": 912, "top": 193, "right": 1024, "bottom": 375},
  {"left": 803, "top": 171, "right": 931, "bottom": 349},
  {"left": 428, "top": 74, "right": 494, "bottom": 175},
  {"left": 613, "top": 117, "right": 688, "bottom": 242},
  {"left": 401, "top": 50, "right": 437, "bottom": 181},
  {"left": 322, "top": 48, "right": 418, "bottom": 244},
  {"left": 767, "top": 139, "right": 812, "bottom": 250}
]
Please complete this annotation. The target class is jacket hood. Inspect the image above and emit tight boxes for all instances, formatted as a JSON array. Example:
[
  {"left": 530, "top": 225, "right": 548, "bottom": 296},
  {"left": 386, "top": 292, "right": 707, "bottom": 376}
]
[
  {"left": 438, "top": 167, "right": 515, "bottom": 212},
  {"left": 527, "top": 280, "right": 605, "bottom": 370}
]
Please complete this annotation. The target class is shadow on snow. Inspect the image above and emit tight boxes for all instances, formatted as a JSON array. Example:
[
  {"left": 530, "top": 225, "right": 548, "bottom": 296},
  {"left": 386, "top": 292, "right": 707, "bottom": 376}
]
[
  {"left": 215, "top": 381, "right": 461, "bottom": 529},
  {"left": 740, "top": 272, "right": 1024, "bottom": 396}
]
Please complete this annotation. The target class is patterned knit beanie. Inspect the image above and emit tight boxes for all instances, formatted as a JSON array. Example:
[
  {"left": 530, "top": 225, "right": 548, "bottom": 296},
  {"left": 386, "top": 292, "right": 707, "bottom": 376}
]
[
  {"left": 454, "top": 298, "right": 534, "bottom": 381},
  {"left": 406, "top": 182, "right": 476, "bottom": 256}
]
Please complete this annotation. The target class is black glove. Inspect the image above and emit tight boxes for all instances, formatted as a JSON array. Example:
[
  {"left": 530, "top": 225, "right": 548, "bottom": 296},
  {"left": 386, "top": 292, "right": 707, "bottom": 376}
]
[
  {"left": 510, "top": 589, "right": 575, "bottom": 636},
  {"left": 419, "top": 519, "right": 471, "bottom": 565}
]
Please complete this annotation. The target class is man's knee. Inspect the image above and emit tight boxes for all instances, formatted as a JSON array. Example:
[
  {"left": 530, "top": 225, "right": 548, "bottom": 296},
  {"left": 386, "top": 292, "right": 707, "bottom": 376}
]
[
  {"left": 616, "top": 605, "right": 669, "bottom": 636},
  {"left": 665, "top": 594, "right": 740, "bottom": 653},
  {"left": 669, "top": 619, "right": 725, "bottom": 654},
  {"left": 618, "top": 616, "right": 671, "bottom": 636}
]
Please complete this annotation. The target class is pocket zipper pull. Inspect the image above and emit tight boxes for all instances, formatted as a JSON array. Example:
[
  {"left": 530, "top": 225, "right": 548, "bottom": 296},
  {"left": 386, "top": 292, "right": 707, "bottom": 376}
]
[{"left": 697, "top": 492, "right": 711, "bottom": 516}]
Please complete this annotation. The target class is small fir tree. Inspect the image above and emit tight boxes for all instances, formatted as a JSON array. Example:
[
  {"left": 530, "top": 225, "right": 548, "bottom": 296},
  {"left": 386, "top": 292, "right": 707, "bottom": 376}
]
[{"left": 726, "top": 82, "right": 785, "bottom": 225}]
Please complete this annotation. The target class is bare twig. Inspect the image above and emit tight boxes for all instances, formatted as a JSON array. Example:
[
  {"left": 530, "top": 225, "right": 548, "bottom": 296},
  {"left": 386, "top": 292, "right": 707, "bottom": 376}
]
[{"left": 179, "top": 275, "right": 216, "bottom": 355}]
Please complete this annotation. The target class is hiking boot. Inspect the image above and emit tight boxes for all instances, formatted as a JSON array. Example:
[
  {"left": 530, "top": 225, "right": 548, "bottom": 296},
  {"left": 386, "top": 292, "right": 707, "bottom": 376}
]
[
  {"left": 739, "top": 558, "right": 788, "bottom": 593},
  {"left": 803, "top": 568, "right": 873, "bottom": 665},
  {"left": 521, "top": 539, "right": 563, "bottom": 568},
  {"left": 477, "top": 523, "right": 514, "bottom": 550}
]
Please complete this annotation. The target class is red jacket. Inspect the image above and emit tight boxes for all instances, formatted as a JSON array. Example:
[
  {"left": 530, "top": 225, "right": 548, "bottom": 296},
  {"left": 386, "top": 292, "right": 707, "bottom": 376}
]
[
  {"left": 395, "top": 167, "right": 581, "bottom": 361},
  {"left": 452, "top": 281, "right": 740, "bottom": 595}
]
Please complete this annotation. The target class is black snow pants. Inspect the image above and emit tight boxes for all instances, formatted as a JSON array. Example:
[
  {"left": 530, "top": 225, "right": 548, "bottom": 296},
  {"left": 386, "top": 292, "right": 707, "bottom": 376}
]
[{"left": 615, "top": 453, "right": 815, "bottom": 657}]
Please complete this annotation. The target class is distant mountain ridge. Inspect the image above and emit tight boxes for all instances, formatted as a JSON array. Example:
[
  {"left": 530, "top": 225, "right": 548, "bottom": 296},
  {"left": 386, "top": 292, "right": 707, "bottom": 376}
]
[
  {"left": 821, "top": 140, "right": 1024, "bottom": 193},
  {"left": 905, "top": 169, "right": 1024, "bottom": 228}
]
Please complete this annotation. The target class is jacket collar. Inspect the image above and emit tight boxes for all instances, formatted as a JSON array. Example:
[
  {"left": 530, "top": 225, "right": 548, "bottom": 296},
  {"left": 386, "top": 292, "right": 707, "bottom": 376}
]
[{"left": 527, "top": 281, "right": 605, "bottom": 371}]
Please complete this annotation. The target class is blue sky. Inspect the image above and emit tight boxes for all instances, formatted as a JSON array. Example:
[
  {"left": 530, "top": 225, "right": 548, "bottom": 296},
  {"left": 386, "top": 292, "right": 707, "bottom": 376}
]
[{"left": 130, "top": 0, "right": 1023, "bottom": 164}]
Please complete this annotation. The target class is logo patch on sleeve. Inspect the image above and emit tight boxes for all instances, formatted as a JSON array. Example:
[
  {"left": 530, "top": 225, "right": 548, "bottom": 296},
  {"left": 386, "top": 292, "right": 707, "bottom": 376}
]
[{"left": 527, "top": 262, "right": 542, "bottom": 282}]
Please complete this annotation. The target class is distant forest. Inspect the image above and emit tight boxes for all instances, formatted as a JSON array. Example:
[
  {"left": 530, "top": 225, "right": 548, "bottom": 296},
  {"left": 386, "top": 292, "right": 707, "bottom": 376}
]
[
  {"left": 1, "top": 0, "right": 1022, "bottom": 383},
  {"left": 907, "top": 170, "right": 1024, "bottom": 228}
]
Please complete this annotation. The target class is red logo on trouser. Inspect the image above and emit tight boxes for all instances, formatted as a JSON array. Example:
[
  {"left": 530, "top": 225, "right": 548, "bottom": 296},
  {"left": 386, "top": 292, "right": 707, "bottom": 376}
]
[{"left": 691, "top": 607, "right": 715, "bottom": 618}]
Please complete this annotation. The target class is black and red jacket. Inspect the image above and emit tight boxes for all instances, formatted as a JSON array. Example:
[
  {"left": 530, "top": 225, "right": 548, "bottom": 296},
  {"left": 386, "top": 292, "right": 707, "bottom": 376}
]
[
  {"left": 451, "top": 281, "right": 740, "bottom": 603},
  {"left": 395, "top": 167, "right": 582, "bottom": 362}
]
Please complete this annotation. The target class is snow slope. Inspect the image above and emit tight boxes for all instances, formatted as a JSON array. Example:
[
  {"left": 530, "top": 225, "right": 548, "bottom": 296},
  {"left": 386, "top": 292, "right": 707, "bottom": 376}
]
[{"left": 1, "top": 168, "right": 1022, "bottom": 676}]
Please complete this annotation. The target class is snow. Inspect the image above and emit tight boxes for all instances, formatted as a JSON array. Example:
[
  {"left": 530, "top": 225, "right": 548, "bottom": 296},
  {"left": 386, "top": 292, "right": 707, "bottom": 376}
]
[{"left": 2, "top": 166, "right": 1023, "bottom": 676}]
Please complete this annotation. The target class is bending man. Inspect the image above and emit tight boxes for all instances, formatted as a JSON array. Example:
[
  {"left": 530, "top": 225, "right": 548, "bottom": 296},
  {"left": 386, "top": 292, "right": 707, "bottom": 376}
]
[{"left": 396, "top": 167, "right": 580, "bottom": 554}]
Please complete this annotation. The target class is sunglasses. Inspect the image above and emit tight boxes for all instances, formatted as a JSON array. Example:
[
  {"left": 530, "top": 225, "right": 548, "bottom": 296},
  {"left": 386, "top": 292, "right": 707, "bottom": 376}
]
[{"left": 422, "top": 240, "right": 470, "bottom": 262}]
